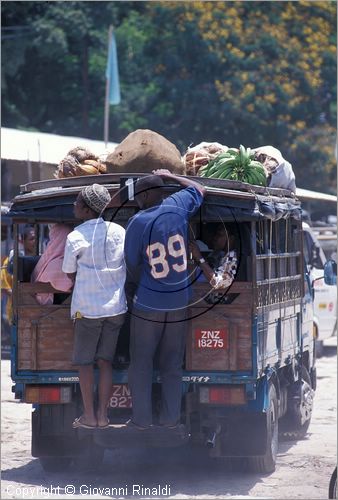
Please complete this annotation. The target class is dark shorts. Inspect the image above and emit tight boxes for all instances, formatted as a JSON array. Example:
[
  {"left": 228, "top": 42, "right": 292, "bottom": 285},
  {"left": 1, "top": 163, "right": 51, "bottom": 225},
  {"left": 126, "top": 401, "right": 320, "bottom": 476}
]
[{"left": 72, "top": 313, "right": 125, "bottom": 366}]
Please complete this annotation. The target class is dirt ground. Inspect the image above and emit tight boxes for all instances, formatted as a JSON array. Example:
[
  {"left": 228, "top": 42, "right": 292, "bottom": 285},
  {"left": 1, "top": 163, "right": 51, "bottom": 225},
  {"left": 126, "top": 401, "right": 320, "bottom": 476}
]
[{"left": 1, "top": 342, "right": 336, "bottom": 500}]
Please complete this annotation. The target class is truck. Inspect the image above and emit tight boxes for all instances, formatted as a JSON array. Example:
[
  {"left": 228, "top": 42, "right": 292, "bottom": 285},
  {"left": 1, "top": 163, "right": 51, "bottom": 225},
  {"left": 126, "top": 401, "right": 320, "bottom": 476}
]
[
  {"left": 302, "top": 222, "right": 337, "bottom": 357},
  {"left": 9, "top": 173, "right": 323, "bottom": 473}
]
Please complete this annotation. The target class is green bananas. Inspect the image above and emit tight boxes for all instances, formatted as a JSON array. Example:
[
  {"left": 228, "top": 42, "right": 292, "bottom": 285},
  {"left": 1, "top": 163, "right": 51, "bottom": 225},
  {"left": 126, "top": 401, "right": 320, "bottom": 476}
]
[{"left": 199, "top": 145, "right": 267, "bottom": 187}]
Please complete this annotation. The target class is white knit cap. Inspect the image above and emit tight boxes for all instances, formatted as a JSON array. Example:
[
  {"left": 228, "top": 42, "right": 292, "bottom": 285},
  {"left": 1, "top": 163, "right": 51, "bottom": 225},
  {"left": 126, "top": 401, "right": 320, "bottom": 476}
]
[{"left": 81, "top": 184, "right": 111, "bottom": 214}]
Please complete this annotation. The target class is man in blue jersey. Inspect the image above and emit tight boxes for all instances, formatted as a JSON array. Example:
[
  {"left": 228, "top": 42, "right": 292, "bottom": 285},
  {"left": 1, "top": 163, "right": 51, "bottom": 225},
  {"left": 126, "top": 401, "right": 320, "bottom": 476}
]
[{"left": 124, "top": 169, "right": 206, "bottom": 429}]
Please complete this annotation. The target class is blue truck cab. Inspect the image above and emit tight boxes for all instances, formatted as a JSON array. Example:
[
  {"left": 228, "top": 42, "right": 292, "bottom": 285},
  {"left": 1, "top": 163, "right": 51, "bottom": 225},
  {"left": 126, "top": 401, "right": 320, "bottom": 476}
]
[{"left": 9, "top": 173, "right": 319, "bottom": 473}]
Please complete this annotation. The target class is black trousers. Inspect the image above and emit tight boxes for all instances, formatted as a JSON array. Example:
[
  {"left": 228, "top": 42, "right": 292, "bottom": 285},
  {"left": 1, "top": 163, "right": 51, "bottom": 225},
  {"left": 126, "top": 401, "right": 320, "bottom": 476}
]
[{"left": 128, "top": 308, "right": 188, "bottom": 427}]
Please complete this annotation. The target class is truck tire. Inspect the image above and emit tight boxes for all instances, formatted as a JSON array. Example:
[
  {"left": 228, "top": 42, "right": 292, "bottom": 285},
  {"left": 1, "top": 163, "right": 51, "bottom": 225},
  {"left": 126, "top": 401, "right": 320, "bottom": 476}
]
[
  {"left": 329, "top": 467, "right": 337, "bottom": 499},
  {"left": 279, "top": 365, "right": 314, "bottom": 440},
  {"left": 247, "top": 383, "right": 278, "bottom": 474},
  {"left": 315, "top": 339, "right": 324, "bottom": 359},
  {"left": 39, "top": 456, "right": 72, "bottom": 473}
]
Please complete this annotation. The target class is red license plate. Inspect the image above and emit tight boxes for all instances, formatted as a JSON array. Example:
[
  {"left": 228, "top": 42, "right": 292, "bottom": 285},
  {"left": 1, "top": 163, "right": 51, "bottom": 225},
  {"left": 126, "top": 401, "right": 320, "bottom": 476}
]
[
  {"left": 108, "top": 384, "right": 132, "bottom": 408},
  {"left": 195, "top": 329, "right": 228, "bottom": 349}
]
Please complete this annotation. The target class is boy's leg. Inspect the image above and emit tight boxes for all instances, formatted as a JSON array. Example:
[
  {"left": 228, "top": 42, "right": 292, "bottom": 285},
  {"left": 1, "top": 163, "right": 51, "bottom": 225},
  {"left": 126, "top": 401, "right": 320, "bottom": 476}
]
[
  {"left": 96, "top": 359, "right": 113, "bottom": 427},
  {"left": 72, "top": 317, "right": 103, "bottom": 427},
  {"left": 95, "top": 314, "right": 126, "bottom": 427},
  {"left": 78, "top": 364, "right": 96, "bottom": 427}
]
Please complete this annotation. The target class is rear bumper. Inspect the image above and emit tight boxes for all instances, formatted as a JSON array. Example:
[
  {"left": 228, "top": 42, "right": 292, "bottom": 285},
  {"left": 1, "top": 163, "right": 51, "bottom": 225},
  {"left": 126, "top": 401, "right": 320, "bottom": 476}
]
[{"left": 89, "top": 424, "right": 189, "bottom": 449}]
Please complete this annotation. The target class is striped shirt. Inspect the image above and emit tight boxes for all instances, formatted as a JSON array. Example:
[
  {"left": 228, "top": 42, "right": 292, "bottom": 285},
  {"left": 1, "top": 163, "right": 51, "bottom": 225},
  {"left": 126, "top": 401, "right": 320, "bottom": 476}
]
[
  {"left": 62, "top": 218, "right": 127, "bottom": 319},
  {"left": 204, "top": 249, "right": 238, "bottom": 305}
]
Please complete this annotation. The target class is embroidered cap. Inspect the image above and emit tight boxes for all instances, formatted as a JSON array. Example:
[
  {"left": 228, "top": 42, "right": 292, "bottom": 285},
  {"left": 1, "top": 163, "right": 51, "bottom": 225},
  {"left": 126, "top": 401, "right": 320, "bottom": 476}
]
[{"left": 81, "top": 183, "right": 111, "bottom": 214}]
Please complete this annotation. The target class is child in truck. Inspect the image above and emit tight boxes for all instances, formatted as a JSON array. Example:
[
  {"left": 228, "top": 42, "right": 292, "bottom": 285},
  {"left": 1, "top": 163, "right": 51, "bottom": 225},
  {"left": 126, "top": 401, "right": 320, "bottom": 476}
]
[
  {"left": 2, "top": 225, "right": 37, "bottom": 323},
  {"left": 189, "top": 223, "right": 238, "bottom": 303},
  {"left": 62, "top": 184, "right": 127, "bottom": 429}
]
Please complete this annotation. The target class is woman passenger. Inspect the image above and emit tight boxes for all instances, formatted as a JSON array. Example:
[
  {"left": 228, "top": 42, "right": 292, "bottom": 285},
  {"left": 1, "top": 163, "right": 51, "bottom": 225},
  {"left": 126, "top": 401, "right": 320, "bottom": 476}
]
[{"left": 31, "top": 223, "right": 73, "bottom": 305}]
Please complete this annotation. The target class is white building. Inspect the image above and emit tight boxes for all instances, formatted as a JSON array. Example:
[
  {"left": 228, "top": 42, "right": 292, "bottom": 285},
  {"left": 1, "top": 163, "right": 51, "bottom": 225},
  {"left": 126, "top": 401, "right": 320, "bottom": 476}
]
[{"left": 1, "top": 128, "right": 117, "bottom": 201}]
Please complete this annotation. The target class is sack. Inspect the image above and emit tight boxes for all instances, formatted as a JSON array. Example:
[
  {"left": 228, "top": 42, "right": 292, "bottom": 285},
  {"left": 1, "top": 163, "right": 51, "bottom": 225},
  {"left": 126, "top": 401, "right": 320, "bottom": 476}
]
[
  {"left": 54, "top": 147, "right": 106, "bottom": 178},
  {"left": 105, "top": 129, "right": 185, "bottom": 174},
  {"left": 183, "top": 141, "right": 228, "bottom": 176},
  {"left": 253, "top": 145, "right": 296, "bottom": 193}
]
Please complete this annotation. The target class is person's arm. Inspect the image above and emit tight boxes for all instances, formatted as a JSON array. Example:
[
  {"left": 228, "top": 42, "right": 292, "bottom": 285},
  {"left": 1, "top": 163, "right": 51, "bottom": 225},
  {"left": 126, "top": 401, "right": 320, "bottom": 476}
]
[
  {"left": 152, "top": 169, "right": 206, "bottom": 197},
  {"left": 66, "top": 272, "right": 76, "bottom": 287},
  {"left": 189, "top": 241, "right": 215, "bottom": 283},
  {"left": 190, "top": 241, "right": 237, "bottom": 289}
]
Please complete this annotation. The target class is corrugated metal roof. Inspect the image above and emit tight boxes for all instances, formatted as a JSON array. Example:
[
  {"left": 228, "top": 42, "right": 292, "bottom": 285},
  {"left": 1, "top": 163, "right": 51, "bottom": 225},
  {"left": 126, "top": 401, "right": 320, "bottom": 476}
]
[{"left": 1, "top": 127, "right": 117, "bottom": 165}]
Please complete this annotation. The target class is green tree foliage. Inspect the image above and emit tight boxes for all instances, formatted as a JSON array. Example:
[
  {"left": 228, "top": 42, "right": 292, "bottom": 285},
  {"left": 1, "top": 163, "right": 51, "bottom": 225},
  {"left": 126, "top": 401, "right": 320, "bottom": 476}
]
[
  {"left": 1, "top": 1, "right": 336, "bottom": 192},
  {"left": 2, "top": 1, "right": 143, "bottom": 136}
]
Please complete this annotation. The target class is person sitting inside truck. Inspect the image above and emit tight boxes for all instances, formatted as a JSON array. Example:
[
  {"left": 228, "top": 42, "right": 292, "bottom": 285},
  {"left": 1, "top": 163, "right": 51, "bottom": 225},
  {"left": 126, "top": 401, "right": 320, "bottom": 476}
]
[
  {"left": 62, "top": 184, "right": 127, "bottom": 430},
  {"left": 189, "top": 223, "right": 238, "bottom": 303},
  {"left": 31, "top": 223, "right": 74, "bottom": 305},
  {"left": 3, "top": 226, "right": 37, "bottom": 321}
]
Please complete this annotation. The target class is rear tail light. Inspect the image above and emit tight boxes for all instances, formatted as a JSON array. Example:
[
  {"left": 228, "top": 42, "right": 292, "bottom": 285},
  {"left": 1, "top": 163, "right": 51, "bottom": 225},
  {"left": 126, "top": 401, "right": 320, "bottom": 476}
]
[
  {"left": 199, "top": 385, "right": 246, "bottom": 405},
  {"left": 25, "top": 385, "right": 72, "bottom": 404}
]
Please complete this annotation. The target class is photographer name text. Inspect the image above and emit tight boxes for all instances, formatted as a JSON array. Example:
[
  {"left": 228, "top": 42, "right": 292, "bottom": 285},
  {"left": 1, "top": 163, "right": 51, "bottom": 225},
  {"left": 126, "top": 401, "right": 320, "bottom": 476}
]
[{"left": 6, "top": 483, "right": 171, "bottom": 498}]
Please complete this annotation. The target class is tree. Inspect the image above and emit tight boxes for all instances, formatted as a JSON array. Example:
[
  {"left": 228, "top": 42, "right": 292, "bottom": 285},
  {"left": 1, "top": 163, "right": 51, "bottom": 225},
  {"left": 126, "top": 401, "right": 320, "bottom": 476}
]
[
  {"left": 2, "top": 1, "right": 141, "bottom": 137},
  {"left": 2, "top": 1, "right": 336, "bottom": 192}
]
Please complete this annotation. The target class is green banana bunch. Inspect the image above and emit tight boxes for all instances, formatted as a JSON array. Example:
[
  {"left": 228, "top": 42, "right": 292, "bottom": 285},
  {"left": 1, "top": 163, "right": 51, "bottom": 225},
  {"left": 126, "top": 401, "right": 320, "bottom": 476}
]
[{"left": 199, "top": 145, "right": 267, "bottom": 186}]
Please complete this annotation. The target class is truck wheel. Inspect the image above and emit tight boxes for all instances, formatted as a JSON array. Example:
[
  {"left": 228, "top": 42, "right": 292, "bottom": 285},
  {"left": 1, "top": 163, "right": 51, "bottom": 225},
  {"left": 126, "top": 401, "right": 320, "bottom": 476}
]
[
  {"left": 279, "top": 366, "right": 314, "bottom": 440},
  {"left": 315, "top": 339, "right": 324, "bottom": 359},
  {"left": 329, "top": 467, "right": 337, "bottom": 499},
  {"left": 39, "top": 456, "right": 72, "bottom": 473},
  {"left": 247, "top": 383, "right": 278, "bottom": 474}
]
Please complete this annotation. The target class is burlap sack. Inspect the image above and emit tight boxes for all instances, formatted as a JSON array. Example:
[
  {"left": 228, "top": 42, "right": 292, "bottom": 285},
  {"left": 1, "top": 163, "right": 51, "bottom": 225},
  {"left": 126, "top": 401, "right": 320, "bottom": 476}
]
[
  {"left": 183, "top": 141, "right": 228, "bottom": 176},
  {"left": 54, "top": 147, "right": 106, "bottom": 178},
  {"left": 105, "top": 129, "right": 185, "bottom": 174}
]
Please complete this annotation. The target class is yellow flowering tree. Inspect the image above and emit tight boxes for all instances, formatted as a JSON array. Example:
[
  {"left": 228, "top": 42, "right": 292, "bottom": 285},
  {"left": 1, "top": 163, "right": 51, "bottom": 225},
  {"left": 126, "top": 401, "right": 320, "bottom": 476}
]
[
  {"left": 2, "top": 1, "right": 336, "bottom": 192},
  {"left": 123, "top": 0, "right": 336, "bottom": 192}
]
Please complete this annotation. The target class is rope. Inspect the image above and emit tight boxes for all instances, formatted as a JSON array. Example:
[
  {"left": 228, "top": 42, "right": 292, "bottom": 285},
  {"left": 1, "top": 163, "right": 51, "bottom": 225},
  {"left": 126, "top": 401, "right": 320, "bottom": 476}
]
[{"left": 268, "top": 219, "right": 273, "bottom": 305}]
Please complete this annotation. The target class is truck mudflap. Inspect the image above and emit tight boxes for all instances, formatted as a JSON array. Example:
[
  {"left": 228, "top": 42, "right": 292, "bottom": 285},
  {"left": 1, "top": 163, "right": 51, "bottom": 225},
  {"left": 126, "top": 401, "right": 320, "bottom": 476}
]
[
  {"left": 32, "top": 405, "right": 83, "bottom": 458},
  {"left": 206, "top": 413, "right": 270, "bottom": 457}
]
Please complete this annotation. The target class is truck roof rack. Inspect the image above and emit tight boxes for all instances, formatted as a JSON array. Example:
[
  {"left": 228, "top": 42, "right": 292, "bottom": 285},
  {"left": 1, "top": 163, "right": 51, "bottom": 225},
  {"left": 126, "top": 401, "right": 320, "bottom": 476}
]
[{"left": 19, "top": 173, "right": 296, "bottom": 199}]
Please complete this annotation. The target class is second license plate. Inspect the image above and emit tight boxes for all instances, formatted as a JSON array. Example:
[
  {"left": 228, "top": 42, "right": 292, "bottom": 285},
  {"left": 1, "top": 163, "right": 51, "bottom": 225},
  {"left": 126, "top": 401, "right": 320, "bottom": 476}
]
[{"left": 108, "top": 384, "right": 132, "bottom": 408}]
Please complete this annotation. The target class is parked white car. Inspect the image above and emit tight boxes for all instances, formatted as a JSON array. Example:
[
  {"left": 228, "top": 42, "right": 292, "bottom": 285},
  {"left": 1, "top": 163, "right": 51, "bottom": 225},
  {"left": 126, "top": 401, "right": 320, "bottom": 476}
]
[
  {"left": 303, "top": 222, "right": 337, "bottom": 356},
  {"left": 312, "top": 225, "right": 337, "bottom": 261}
]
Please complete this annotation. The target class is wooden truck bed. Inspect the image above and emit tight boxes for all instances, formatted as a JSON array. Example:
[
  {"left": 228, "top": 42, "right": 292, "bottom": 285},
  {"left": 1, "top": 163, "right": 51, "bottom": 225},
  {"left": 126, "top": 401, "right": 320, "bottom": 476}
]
[{"left": 16, "top": 281, "right": 253, "bottom": 374}]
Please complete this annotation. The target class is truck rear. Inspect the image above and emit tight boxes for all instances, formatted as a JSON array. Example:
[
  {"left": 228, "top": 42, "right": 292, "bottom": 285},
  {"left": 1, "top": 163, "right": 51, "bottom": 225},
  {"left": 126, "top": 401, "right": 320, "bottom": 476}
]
[{"left": 10, "top": 174, "right": 317, "bottom": 473}]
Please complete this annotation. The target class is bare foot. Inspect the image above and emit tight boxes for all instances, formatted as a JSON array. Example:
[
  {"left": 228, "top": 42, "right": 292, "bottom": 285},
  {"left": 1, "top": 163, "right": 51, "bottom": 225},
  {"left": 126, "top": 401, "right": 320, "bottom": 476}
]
[
  {"left": 97, "top": 413, "right": 109, "bottom": 429},
  {"left": 72, "top": 415, "right": 97, "bottom": 429}
]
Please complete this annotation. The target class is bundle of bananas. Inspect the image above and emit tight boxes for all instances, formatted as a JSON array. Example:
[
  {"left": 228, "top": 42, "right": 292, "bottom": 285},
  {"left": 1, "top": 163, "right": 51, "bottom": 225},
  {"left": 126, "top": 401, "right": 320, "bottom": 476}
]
[
  {"left": 198, "top": 145, "right": 267, "bottom": 186},
  {"left": 54, "top": 147, "right": 107, "bottom": 178}
]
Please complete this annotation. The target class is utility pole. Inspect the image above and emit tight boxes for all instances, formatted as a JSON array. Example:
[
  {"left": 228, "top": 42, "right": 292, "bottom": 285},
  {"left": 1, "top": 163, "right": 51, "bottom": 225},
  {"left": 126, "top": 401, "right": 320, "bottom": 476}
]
[{"left": 82, "top": 35, "right": 89, "bottom": 138}]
